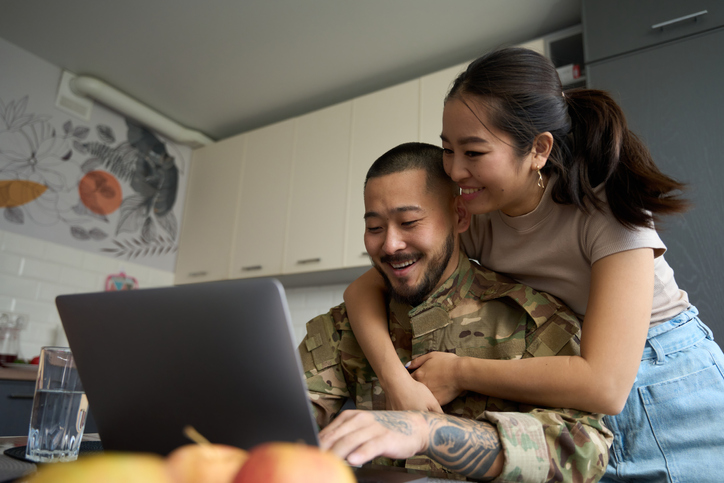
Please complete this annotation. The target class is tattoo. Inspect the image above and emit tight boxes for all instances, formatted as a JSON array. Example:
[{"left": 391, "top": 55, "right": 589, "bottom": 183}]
[
  {"left": 372, "top": 411, "right": 414, "bottom": 435},
  {"left": 422, "top": 413, "right": 501, "bottom": 480}
]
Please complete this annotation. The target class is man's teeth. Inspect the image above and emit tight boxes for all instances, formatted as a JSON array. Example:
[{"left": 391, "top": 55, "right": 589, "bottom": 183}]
[
  {"left": 461, "top": 187, "right": 481, "bottom": 195},
  {"left": 391, "top": 259, "right": 416, "bottom": 269}
]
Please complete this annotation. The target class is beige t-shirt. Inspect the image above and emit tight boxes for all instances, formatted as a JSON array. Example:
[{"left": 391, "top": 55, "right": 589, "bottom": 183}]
[{"left": 460, "top": 179, "right": 689, "bottom": 326}]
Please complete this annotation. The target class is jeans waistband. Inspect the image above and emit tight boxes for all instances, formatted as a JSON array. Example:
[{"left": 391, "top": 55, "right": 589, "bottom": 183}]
[{"left": 641, "top": 306, "right": 713, "bottom": 364}]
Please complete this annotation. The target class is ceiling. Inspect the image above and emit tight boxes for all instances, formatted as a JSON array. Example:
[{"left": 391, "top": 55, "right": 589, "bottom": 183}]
[{"left": 0, "top": 0, "right": 580, "bottom": 142}]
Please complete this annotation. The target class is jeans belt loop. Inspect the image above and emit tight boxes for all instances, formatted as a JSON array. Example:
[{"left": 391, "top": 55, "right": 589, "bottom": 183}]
[
  {"left": 648, "top": 337, "right": 666, "bottom": 365},
  {"left": 699, "top": 320, "right": 714, "bottom": 340}
]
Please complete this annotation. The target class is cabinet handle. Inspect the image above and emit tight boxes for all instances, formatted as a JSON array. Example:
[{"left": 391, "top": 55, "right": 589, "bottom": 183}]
[
  {"left": 651, "top": 10, "right": 708, "bottom": 29},
  {"left": 361, "top": 252, "right": 368, "bottom": 257},
  {"left": 297, "top": 258, "right": 321, "bottom": 265},
  {"left": 188, "top": 271, "right": 208, "bottom": 277},
  {"left": 9, "top": 394, "right": 34, "bottom": 399},
  {"left": 241, "top": 265, "right": 262, "bottom": 271}
]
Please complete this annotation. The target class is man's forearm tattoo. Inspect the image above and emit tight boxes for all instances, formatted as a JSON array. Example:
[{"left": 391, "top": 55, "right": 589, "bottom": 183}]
[
  {"left": 423, "top": 413, "right": 501, "bottom": 481},
  {"left": 372, "top": 411, "right": 414, "bottom": 435}
]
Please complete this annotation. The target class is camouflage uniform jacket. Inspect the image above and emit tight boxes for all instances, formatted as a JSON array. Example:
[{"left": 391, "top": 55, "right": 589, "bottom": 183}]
[{"left": 299, "top": 253, "right": 612, "bottom": 482}]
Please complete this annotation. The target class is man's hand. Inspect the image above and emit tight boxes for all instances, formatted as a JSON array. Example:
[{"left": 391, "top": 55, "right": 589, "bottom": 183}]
[
  {"left": 383, "top": 372, "right": 443, "bottom": 413},
  {"left": 406, "top": 352, "right": 464, "bottom": 406},
  {"left": 319, "top": 410, "right": 505, "bottom": 480},
  {"left": 319, "top": 410, "right": 428, "bottom": 466}
]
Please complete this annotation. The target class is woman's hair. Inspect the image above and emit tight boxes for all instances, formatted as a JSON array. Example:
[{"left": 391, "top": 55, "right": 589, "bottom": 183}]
[{"left": 446, "top": 47, "right": 688, "bottom": 228}]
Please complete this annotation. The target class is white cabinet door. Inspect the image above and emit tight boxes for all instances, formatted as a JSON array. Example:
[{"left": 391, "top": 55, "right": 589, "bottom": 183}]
[
  {"left": 419, "top": 62, "right": 468, "bottom": 146},
  {"left": 344, "top": 79, "right": 420, "bottom": 268},
  {"left": 230, "top": 119, "right": 295, "bottom": 278},
  {"left": 174, "top": 134, "right": 246, "bottom": 284},
  {"left": 284, "top": 101, "right": 352, "bottom": 274}
]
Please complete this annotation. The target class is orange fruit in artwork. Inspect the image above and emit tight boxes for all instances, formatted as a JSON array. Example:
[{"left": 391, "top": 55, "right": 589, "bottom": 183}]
[{"left": 78, "top": 170, "right": 123, "bottom": 215}]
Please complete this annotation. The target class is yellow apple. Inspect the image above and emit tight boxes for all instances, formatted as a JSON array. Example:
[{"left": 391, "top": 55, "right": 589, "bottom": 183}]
[
  {"left": 233, "top": 442, "right": 355, "bottom": 483},
  {"left": 165, "top": 443, "right": 248, "bottom": 483},
  {"left": 21, "top": 452, "right": 173, "bottom": 483}
]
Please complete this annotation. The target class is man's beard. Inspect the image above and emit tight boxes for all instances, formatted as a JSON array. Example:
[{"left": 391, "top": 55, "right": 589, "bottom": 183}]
[{"left": 374, "top": 232, "right": 455, "bottom": 307}]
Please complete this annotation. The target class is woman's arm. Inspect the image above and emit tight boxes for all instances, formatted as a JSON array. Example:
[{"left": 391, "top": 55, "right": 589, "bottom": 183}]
[
  {"left": 344, "top": 268, "right": 443, "bottom": 412},
  {"left": 408, "top": 248, "right": 654, "bottom": 415}
]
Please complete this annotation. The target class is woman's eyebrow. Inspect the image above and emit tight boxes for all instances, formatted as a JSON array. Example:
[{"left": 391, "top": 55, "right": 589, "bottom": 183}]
[{"left": 440, "top": 134, "right": 490, "bottom": 145}]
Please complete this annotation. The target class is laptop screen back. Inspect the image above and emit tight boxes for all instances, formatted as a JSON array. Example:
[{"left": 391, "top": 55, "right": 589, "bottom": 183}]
[{"left": 55, "top": 277, "right": 319, "bottom": 455}]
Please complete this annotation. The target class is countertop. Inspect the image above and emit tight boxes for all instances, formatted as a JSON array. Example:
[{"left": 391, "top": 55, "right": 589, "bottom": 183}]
[{"left": 0, "top": 367, "right": 37, "bottom": 382}]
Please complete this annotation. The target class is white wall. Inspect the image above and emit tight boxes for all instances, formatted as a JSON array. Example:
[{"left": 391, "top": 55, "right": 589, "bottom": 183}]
[{"left": 0, "top": 228, "right": 346, "bottom": 359}]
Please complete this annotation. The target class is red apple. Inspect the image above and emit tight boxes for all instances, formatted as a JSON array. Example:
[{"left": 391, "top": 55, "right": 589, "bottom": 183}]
[
  {"left": 233, "top": 442, "right": 355, "bottom": 483},
  {"left": 166, "top": 443, "right": 248, "bottom": 483}
]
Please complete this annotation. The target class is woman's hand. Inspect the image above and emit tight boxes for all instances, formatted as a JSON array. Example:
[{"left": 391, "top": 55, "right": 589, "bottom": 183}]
[
  {"left": 319, "top": 410, "right": 429, "bottom": 466},
  {"left": 406, "top": 352, "right": 464, "bottom": 406},
  {"left": 382, "top": 372, "right": 443, "bottom": 413}
]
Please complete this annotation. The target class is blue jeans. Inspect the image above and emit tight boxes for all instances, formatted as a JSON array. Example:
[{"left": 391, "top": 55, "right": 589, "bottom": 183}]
[{"left": 601, "top": 306, "right": 724, "bottom": 482}]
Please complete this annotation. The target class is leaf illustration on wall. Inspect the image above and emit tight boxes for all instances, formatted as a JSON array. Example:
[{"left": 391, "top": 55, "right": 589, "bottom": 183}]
[
  {"left": 0, "top": 180, "right": 47, "bottom": 207},
  {"left": 115, "top": 194, "right": 147, "bottom": 235},
  {"left": 155, "top": 211, "right": 178, "bottom": 240},
  {"left": 101, "top": 234, "right": 177, "bottom": 259},
  {"left": 141, "top": 216, "right": 156, "bottom": 243},
  {"left": 96, "top": 125, "right": 115, "bottom": 144},
  {"left": 3, "top": 206, "right": 24, "bottom": 224}
]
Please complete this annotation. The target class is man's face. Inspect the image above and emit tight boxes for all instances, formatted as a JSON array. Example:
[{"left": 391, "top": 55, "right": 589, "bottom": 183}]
[{"left": 364, "top": 169, "right": 458, "bottom": 306}]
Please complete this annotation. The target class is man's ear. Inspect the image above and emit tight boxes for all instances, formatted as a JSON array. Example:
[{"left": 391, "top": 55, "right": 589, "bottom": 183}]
[
  {"left": 531, "top": 132, "right": 554, "bottom": 169},
  {"left": 454, "top": 196, "right": 471, "bottom": 234}
]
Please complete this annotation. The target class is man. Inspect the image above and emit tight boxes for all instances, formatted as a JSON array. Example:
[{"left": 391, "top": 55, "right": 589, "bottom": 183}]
[{"left": 299, "top": 143, "right": 611, "bottom": 481}]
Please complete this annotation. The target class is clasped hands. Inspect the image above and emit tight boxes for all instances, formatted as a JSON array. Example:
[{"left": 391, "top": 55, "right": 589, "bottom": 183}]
[{"left": 395, "top": 351, "right": 463, "bottom": 411}]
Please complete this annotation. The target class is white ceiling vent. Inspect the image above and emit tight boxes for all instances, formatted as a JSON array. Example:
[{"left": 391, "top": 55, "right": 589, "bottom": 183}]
[{"left": 55, "top": 70, "right": 94, "bottom": 121}]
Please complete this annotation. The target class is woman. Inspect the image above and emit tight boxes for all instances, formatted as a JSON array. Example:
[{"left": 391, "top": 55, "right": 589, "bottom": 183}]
[{"left": 344, "top": 47, "right": 724, "bottom": 482}]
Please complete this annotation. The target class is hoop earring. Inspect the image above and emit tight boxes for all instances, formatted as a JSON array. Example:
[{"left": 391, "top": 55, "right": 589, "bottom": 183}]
[{"left": 536, "top": 167, "right": 545, "bottom": 190}]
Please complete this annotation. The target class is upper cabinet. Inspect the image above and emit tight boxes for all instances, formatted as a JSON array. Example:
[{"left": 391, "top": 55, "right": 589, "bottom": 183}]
[
  {"left": 583, "top": 0, "right": 724, "bottom": 63},
  {"left": 230, "top": 119, "right": 295, "bottom": 279},
  {"left": 174, "top": 134, "right": 245, "bottom": 285},
  {"left": 344, "top": 79, "right": 421, "bottom": 268},
  {"left": 283, "top": 101, "right": 353, "bottom": 274},
  {"left": 419, "top": 62, "right": 467, "bottom": 146}
]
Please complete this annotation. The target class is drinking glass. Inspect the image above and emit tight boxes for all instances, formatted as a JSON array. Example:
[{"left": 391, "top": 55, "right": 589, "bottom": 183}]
[{"left": 25, "top": 347, "right": 88, "bottom": 462}]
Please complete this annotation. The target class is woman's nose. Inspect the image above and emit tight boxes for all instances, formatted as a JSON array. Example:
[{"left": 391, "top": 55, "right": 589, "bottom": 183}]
[{"left": 445, "top": 156, "right": 468, "bottom": 183}]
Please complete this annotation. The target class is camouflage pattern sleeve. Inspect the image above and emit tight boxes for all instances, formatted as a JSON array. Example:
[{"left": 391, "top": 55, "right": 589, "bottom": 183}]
[
  {"left": 297, "top": 307, "right": 351, "bottom": 429},
  {"left": 485, "top": 407, "right": 612, "bottom": 483}
]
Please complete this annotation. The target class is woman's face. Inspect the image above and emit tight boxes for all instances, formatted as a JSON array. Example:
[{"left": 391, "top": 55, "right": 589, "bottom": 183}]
[{"left": 441, "top": 97, "right": 545, "bottom": 217}]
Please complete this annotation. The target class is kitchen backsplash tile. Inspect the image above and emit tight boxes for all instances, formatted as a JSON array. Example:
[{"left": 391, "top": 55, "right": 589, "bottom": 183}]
[
  {"left": 21, "top": 258, "right": 64, "bottom": 283},
  {"left": 0, "top": 252, "right": 23, "bottom": 276},
  {"left": 1, "top": 229, "right": 350, "bottom": 359}
]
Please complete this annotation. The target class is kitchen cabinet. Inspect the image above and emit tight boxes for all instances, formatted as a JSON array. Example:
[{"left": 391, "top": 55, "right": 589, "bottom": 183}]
[
  {"left": 584, "top": 1, "right": 724, "bottom": 339},
  {"left": 419, "top": 62, "right": 467, "bottom": 146},
  {"left": 344, "top": 79, "right": 420, "bottom": 268},
  {"left": 230, "top": 119, "right": 295, "bottom": 279},
  {"left": 283, "top": 102, "right": 352, "bottom": 274},
  {"left": 174, "top": 134, "right": 246, "bottom": 285},
  {"left": 0, "top": 378, "right": 97, "bottom": 436},
  {"left": 584, "top": 0, "right": 724, "bottom": 63}
]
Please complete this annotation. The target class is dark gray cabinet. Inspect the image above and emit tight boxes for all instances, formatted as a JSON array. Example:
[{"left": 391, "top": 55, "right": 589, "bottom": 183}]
[
  {"left": 584, "top": 0, "right": 724, "bottom": 62},
  {"left": 0, "top": 379, "right": 98, "bottom": 436},
  {"left": 584, "top": 2, "right": 724, "bottom": 340}
]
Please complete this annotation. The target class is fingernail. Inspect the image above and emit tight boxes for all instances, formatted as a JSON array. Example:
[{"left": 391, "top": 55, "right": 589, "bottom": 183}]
[{"left": 404, "top": 361, "right": 411, "bottom": 368}]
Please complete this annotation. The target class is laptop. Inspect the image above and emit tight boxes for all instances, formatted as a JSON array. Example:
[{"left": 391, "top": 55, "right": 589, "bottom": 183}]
[{"left": 56, "top": 277, "right": 432, "bottom": 482}]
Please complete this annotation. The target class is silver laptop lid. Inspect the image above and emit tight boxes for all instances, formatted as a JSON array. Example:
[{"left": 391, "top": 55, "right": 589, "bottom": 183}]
[{"left": 55, "top": 277, "right": 319, "bottom": 455}]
